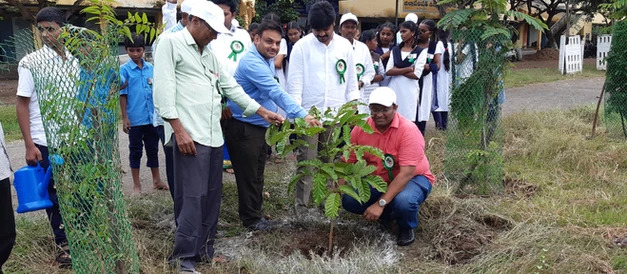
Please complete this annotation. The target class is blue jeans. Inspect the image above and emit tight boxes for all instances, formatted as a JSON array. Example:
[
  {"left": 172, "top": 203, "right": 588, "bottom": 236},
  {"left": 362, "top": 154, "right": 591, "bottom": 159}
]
[{"left": 342, "top": 175, "right": 432, "bottom": 229}]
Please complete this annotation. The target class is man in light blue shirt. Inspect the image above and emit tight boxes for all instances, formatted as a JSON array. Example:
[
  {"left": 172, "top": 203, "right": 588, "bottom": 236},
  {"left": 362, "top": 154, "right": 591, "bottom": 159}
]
[{"left": 224, "top": 20, "right": 321, "bottom": 231}]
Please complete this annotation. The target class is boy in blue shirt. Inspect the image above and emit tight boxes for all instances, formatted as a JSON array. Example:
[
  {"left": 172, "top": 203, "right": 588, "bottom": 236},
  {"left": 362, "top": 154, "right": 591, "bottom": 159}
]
[{"left": 120, "top": 34, "right": 168, "bottom": 194}]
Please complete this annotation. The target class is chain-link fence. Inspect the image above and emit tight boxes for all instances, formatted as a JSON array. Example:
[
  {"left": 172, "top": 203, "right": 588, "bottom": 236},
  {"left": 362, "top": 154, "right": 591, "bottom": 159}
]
[
  {"left": 445, "top": 29, "right": 505, "bottom": 195},
  {"left": 603, "top": 21, "right": 627, "bottom": 140},
  {"left": 2, "top": 25, "right": 139, "bottom": 273}
]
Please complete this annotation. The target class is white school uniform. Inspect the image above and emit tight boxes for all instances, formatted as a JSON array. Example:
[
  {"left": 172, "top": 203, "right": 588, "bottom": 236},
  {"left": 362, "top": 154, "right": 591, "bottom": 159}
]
[
  {"left": 385, "top": 49, "right": 426, "bottom": 122},
  {"left": 434, "top": 42, "right": 452, "bottom": 112},
  {"left": 416, "top": 41, "right": 443, "bottom": 122}
]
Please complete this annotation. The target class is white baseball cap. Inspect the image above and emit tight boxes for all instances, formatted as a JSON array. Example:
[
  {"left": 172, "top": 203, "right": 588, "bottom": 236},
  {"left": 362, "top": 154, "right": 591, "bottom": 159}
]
[
  {"left": 369, "top": 87, "right": 397, "bottom": 107},
  {"left": 181, "top": 0, "right": 200, "bottom": 14},
  {"left": 405, "top": 13, "right": 418, "bottom": 23},
  {"left": 339, "top": 12, "right": 359, "bottom": 26},
  {"left": 188, "top": 1, "right": 229, "bottom": 33}
]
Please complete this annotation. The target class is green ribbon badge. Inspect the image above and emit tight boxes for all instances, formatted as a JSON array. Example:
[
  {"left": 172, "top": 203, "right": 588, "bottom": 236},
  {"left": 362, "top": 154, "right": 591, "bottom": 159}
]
[
  {"left": 408, "top": 53, "right": 417, "bottom": 64},
  {"left": 336, "top": 59, "right": 347, "bottom": 84},
  {"left": 274, "top": 76, "right": 280, "bottom": 83},
  {"left": 228, "top": 40, "right": 244, "bottom": 62},
  {"left": 383, "top": 154, "right": 395, "bottom": 181},
  {"left": 356, "top": 63, "right": 365, "bottom": 81},
  {"left": 374, "top": 64, "right": 378, "bottom": 72}
]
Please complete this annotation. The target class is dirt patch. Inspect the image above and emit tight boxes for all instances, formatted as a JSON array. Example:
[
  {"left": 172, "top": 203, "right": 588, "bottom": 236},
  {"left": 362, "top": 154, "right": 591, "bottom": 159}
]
[
  {"left": 525, "top": 48, "right": 560, "bottom": 61},
  {"left": 504, "top": 177, "right": 538, "bottom": 198},
  {"left": 602, "top": 229, "right": 627, "bottom": 249},
  {"left": 512, "top": 56, "right": 596, "bottom": 70},
  {"left": 250, "top": 223, "right": 382, "bottom": 259},
  {"left": 418, "top": 196, "right": 513, "bottom": 265},
  {"left": 0, "top": 79, "right": 17, "bottom": 105}
]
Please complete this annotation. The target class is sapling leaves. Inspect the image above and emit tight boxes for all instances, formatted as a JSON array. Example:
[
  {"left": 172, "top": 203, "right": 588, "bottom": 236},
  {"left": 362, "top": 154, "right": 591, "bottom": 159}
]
[{"left": 325, "top": 193, "right": 341, "bottom": 220}]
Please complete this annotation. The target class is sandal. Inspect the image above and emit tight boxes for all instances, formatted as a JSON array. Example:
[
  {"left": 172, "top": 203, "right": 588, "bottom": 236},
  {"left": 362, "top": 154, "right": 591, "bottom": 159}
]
[{"left": 56, "top": 242, "right": 72, "bottom": 268}]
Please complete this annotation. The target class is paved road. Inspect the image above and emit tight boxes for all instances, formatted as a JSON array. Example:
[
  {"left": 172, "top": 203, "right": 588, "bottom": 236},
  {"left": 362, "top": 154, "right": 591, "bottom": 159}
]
[{"left": 5, "top": 77, "right": 605, "bottom": 199}]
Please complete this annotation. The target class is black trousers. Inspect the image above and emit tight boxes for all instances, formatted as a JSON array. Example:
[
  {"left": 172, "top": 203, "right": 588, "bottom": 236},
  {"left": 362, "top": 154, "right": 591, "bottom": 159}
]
[
  {"left": 222, "top": 118, "right": 268, "bottom": 227},
  {"left": 169, "top": 135, "right": 223, "bottom": 270},
  {"left": 36, "top": 144, "right": 67, "bottom": 246},
  {"left": 0, "top": 178, "right": 15, "bottom": 272}
]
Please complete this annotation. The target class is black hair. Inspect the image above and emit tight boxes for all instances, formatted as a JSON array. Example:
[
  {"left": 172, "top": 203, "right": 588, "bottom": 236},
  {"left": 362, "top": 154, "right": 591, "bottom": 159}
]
[
  {"left": 438, "top": 28, "right": 451, "bottom": 71},
  {"left": 420, "top": 19, "right": 438, "bottom": 42},
  {"left": 359, "top": 29, "right": 376, "bottom": 44},
  {"left": 308, "top": 1, "right": 336, "bottom": 30},
  {"left": 249, "top": 22, "right": 260, "bottom": 32},
  {"left": 398, "top": 20, "right": 418, "bottom": 48},
  {"left": 36, "top": 7, "right": 66, "bottom": 25},
  {"left": 287, "top": 21, "right": 301, "bottom": 32},
  {"left": 211, "top": 0, "right": 236, "bottom": 13},
  {"left": 124, "top": 33, "right": 145, "bottom": 48},
  {"left": 257, "top": 20, "right": 284, "bottom": 37},
  {"left": 262, "top": 12, "right": 281, "bottom": 24},
  {"left": 376, "top": 22, "right": 396, "bottom": 48}
]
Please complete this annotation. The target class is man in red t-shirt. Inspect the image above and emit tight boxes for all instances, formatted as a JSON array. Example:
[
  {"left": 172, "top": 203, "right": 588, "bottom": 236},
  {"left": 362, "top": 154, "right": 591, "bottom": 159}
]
[{"left": 342, "top": 87, "right": 435, "bottom": 246}]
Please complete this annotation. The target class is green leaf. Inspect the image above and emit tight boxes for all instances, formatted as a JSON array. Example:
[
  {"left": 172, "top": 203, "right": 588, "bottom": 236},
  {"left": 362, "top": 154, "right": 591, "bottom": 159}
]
[
  {"left": 357, "top": 179, "right": 370, "bottom": 202},
  {"left": 288, "top": 173, "right": 304, "bottom": 194},
  {"left": 320, "top": 164, "right": 338, "bottom": 181},
  {"left": 312, "top": 174, "right": 328, "bottom": 205},
  {"left": 437, "top": 9, "right": 475, "bottom": 30},
  {"left": 324, "top": 193, "right": 341, "bottom": 219},
  {"left": 142, "top": 13, "right": 148, "bottom": 24},
  {"left": 358, "top": 165, "right": 377, "bottom": 177},
  {"left": 366, "top": 175, "right": 388, "bottom": 193},
  {"left": 338, "top": 185, "right": 361, "bottom": 203},
  {"left": 342, "top": 125, "right": 351, "bottom": 145},
  {"left": 134, "top": 12, "right": 141, "bottom": 23},
  {"left": 506, "top": 10, "right": 548, "bottom": 31},
  {"left": 304, "top": 126, "right": 326, "bottom": 136}
]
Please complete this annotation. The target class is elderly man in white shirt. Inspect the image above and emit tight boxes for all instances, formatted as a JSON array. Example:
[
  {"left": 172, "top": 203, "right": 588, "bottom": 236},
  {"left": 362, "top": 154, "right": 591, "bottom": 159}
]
[
  {"left": 338, "top": 12, "right": 375, "bottom": 114},
  {"left": 287, "top": 1, "right": 359, "bottom": 215}
]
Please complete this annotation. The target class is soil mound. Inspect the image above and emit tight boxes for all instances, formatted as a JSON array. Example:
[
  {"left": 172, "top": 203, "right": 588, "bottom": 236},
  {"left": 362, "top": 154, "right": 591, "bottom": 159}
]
[{"left": 525, "top": 48, "right": 560, "bottom": 61}]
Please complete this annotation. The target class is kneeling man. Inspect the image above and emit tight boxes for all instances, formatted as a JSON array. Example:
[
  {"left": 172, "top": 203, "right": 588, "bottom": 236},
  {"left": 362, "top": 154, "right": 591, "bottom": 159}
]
[{"left": 342, "top": 87, "right": 435, "bottom": 246}]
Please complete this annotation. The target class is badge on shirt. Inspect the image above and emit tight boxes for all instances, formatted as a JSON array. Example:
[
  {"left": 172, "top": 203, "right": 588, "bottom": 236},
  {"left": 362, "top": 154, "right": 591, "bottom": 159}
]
[
  {"left": 383, "top": 154, "right": 395, "bottom": 181},
  {"left": 228, "top": 40, "right": 245, "bottom": 62},
  {"left": 408, "top": 53, "right": 417, "bottom": 64},
  {"left": 336, "top": 59, "right": 347, "bottom": 84},
  {"left": 147, "top": 78, "right": 153, "bottom": 88},
  {"left": 356, "top": 63, "right": 365, "bottom": 81}
]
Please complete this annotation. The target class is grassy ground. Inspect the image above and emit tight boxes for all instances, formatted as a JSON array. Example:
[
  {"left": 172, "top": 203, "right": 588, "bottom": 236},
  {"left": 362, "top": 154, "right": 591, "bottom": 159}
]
[
  {"left": 4, "top": 106, "right": 626, "bottom": 273},
  {"left": 0, "top": 104, "right": 20, "bottom": 142},
  {"left": 505, "top": 64, "right": 606, "bottom": 88}
]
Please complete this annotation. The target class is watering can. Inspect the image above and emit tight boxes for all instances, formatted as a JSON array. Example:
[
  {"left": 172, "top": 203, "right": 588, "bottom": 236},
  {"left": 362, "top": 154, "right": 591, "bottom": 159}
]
[{"left": 13, "top": 155, "right": 64, "bottom": 213}]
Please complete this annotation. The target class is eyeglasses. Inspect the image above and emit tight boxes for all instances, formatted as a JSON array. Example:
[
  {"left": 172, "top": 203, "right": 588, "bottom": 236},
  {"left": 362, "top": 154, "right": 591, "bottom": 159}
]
[{"left": 369, "top": 106, "right": 392, "bottom": 114}]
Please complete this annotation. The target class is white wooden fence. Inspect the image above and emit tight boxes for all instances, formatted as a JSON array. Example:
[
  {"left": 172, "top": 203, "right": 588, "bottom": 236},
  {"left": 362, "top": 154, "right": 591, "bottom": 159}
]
[
  {"left": 596, "top": 35, "right": 612, "bottom": 70},
  {"left": 559, "top": 35, "right": 583, "bottom": 74}
]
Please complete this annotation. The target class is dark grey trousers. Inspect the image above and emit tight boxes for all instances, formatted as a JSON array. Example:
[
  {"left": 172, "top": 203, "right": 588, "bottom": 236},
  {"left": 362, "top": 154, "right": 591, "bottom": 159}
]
[{"left": 169, "top": 135, "right": 223, "bottom": 270}]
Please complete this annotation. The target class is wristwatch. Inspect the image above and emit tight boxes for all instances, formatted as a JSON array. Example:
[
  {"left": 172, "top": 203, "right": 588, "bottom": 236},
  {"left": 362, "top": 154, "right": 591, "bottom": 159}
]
[{"left": 378, "top": 198, "right": 387, "bottom": 207}]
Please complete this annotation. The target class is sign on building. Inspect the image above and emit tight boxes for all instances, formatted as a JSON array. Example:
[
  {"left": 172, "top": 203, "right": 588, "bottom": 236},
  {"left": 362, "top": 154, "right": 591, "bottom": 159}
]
[{"left": 402, "top": 0, "right": 440, "bottom": 17}]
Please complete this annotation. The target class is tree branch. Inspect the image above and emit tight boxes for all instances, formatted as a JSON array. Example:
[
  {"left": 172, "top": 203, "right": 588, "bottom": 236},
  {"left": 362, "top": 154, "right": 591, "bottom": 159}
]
[
  {"left": 5, "top": 0, "right": 35, "bottom": 22},
  {"left": 65, "top": 0, "right": 87, "bottom": 20}
]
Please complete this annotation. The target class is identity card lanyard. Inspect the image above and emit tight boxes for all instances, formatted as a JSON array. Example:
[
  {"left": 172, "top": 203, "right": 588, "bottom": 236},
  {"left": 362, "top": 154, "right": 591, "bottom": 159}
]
[{"left": 228, "top": 40, "right": 244, "bottom": 62}]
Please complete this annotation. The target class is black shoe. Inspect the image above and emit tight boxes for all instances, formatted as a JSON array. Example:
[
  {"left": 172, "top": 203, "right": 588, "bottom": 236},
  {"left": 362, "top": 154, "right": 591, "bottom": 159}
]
[
  {"left": 397, "top": 228, "right": 415, "bottom": 246},
  {"left": 247, "top": 218, "right": 280, "bottom": 231}
]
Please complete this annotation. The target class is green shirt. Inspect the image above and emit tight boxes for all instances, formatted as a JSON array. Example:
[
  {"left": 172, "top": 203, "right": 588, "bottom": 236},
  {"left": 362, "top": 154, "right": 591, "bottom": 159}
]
[{"left": 153, "top": 28, "right": 260, "bottom": 147}]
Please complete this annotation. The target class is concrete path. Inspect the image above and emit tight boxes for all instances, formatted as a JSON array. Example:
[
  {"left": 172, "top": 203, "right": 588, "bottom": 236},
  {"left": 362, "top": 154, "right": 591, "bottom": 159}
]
[{"left": 502, "top": 77, "right": 604, "bottom": 116}]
